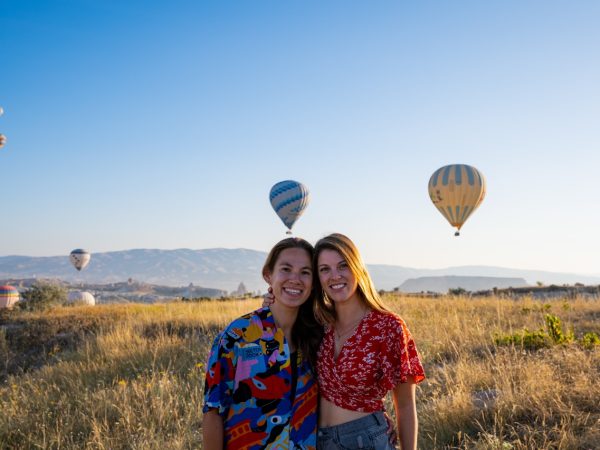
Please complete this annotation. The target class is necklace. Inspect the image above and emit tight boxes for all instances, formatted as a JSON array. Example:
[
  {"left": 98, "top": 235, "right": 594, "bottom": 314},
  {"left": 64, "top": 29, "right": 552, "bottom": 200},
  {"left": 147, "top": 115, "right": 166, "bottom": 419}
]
[{"left": 334, "top": 312, "right": 367, "bottom": 342}]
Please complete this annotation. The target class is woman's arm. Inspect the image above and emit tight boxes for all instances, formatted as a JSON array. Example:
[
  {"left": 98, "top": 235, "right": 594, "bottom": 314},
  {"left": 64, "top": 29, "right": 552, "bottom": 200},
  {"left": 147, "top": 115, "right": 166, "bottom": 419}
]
[
  {"left": 202, "top": 409, "right": 224, "bottom": 450},
  {"left": 391, "top": 378, "right": 418, "bottom": 450}
]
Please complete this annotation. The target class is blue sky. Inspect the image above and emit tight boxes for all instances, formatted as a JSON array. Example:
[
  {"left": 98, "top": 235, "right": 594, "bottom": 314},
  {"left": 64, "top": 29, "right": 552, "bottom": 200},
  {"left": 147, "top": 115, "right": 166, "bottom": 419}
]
[{"left": 1, "top": 0, "right": 599, "bottom": 275}]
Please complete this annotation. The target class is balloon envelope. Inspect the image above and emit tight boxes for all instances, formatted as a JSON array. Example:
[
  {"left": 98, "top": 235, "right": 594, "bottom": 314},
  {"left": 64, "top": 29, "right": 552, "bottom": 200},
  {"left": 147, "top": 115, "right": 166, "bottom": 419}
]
[
  {"left": 0, "top": 285, "right": 20, "bottom": 308},
  {"left": 428, "top": 164, "right": 486, "bottom": 234},
  {"left": 70, "top": 249, "right": 91, "bottom": 271},
  {"left": 0, "top": 134, "right": 6, "bottom": 149},
  {"left": 67, "top": 291, "right": 95, "bottom": 305},
  {"left": 269, "top": 180, "right": 310, "bottom": 232}
]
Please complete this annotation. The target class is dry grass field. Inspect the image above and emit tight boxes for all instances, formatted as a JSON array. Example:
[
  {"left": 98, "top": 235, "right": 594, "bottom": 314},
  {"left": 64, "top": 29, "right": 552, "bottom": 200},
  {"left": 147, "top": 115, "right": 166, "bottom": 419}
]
[{"left": 1, "top": 295, "right": 599, "bottom": 449}]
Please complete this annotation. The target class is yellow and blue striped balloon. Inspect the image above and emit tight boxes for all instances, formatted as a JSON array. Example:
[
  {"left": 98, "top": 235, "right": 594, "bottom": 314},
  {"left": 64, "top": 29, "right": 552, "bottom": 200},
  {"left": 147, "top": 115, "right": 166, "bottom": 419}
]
[
  {"left": 269, "top": 180, "right": 310, "bottom": 234},
  {"left": 428, "top": 164, "right": 486, "bottom": 236}
]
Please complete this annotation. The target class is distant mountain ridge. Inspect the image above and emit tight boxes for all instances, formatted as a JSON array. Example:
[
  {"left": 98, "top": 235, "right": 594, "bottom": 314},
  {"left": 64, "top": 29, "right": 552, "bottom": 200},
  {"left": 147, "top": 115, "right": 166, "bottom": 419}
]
[
  {"left": 0, "top": 249, "right": 266, "bottom": 293},
  {"left": 398, "top": 276, "right": 529, "bottom": 293},
  {"left": 1, "top": 248, "right": 599, "bottom": 293}
]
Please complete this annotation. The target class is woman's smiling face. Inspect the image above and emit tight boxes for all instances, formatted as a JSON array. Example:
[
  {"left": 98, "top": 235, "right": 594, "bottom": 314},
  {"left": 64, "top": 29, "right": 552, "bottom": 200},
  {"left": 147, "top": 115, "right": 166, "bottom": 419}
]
[
  {"left": 264, "top": 247, "right": 313, "bottom": 308},
  {"left": 317, "top": 249, "right": 358, "bottom": 304}
]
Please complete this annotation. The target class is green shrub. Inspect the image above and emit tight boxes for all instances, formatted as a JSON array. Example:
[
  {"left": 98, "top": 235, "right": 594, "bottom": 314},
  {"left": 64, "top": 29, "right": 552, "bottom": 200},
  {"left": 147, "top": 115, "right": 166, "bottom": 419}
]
[
  {"left": 0, "top": 328, "right": 9, "bottom": 374},
  {"left": 17, "top": 283, "right": 67, "bottom": 311},
  {"left": 494, "top": 314, "right": 574, "bottom": 350},
  {"left": 580, "top": 332, "right": 600, "bottom": 349},
  {"left": 494, "top": 313, "right": 600, "bottom": 351},
  {"left": 545, "top": 314, "right": 574, "bottom": 344},
  {"left": 521, "top": 328, "right": 553, "bottom": 349},
  {"left": 448, "top": 287, "right": 468, "bottom": 296},
  {"left": 494, "top": 328, "right": 552, "bottom": 350}
]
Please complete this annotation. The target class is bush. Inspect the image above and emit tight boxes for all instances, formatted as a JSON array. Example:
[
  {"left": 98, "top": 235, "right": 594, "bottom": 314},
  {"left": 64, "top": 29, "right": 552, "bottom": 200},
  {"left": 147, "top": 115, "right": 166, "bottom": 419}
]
[
  {"left": 494, "top": 328, "right": 552, "bottom": 350},
  {"left": 545, "top": 314, "right": 574, "bottom": 344},
  {"left": 448, "top": 287, "right": 468, "bottom": 296},
  {"left": 495, "top": 313, "right": 596, "bottom": 350},
  {"left": 581, "top": 332, "right": 600, "bottom": 349},
  {"left": 0, "top": 328, "right": 9, "bottom": 374},
  {"left": 180, "top": 296, "right": 212, "bottom": 303},
  {"left": 17, "top": 283, "right": 67, "bottom": 311}
]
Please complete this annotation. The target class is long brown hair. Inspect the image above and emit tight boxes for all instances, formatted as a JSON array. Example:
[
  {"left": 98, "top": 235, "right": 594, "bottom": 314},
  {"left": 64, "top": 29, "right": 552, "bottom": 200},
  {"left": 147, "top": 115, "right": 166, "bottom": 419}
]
[
  {"left": 313, "top": 233, "right": 390, "bottom": 326},
  {"left": 262, "top": 237, "right": 323, "bottom": 369}
]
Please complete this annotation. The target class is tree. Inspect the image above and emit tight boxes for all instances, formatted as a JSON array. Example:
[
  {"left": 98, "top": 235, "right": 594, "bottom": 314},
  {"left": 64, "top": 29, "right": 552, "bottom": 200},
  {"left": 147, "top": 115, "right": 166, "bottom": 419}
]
[
  {"left": 448, "top": 287, "right": 468, "bottom": 296},
  {"left": 18, "top": 283, "right": 67, "bottom": 311}
]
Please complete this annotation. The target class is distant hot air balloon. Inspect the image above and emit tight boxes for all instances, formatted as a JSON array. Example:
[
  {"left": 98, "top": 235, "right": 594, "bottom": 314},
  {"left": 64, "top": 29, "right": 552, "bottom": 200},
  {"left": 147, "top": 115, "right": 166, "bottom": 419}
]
[
  {"left": 70, "top": 249, "right": 91, "bottom": 271},
  {"left": 269, "top": 180, "right": 310, "bottom": 234},
  {"left": 0, "top": 285, "right": 20, "bottom": 308},
  {"left": 67, "top": 291, "right": 95, "bottom": 305},
  {"left": 428, "top": 164, "right": 486, "bottom": 236},
  {"left": 0, "top": 106, "right": 5, "bottom": 149}
]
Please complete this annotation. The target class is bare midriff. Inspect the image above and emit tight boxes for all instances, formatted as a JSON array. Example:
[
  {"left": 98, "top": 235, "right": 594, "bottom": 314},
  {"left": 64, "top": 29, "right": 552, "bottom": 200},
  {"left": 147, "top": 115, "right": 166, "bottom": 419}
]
[{"left": 318, "top": 397, "right": 373, "bottom": 427}]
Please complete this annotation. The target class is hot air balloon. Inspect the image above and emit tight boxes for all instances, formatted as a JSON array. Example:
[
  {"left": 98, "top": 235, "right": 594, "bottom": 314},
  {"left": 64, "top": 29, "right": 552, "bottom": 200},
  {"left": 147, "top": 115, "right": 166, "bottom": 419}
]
[
  {"left": 0, "top": 106, "right": 5, "bottom": 149},
  {"left": 67, "top": 291, "right": 95, "bottom": 305},
  {"left": 0, "top": 285, "right": 20, "bottom": 308},
  {"left": 269, "top": 180, "right": 310, "bottom": 234},
  {"left": 428, "top": 164, "right": 486, "bottom": 236},
  {"left": 70, "top": 249, "right": 91, "bottom": 271}
]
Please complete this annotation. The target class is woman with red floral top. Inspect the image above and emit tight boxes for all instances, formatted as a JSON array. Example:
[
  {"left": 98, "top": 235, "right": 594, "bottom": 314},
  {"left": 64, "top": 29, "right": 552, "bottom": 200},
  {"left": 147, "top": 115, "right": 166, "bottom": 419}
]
[
  {"left": 313, "top": 233, "right": 425, "bottom": 450},
  {"left": 265, "top": 233, "right": 425, "bottom": 449}
]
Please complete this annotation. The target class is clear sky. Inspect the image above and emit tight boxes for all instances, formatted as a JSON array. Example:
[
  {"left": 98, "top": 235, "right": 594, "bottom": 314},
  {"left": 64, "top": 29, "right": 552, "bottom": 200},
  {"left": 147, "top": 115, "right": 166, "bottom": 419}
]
[{"left": 1, "top": 0, "right": 599, "bottom": 275}]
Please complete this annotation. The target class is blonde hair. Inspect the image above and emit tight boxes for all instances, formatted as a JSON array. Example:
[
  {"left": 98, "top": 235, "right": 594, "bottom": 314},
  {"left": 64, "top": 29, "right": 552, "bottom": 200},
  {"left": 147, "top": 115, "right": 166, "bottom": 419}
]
[{"left": 313, "top": 233, "right": 390, "bottom": 325}]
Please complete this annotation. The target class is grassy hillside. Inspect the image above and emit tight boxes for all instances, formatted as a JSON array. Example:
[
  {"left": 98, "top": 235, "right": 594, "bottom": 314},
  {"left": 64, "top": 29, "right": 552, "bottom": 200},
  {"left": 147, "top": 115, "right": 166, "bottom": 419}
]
[{"left": 1, "top": 295, "right": 599, "bottom": 449}]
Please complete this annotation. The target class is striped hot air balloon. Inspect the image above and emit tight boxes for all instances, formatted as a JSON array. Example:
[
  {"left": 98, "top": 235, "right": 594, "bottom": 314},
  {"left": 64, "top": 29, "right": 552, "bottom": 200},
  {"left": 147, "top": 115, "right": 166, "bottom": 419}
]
[
  {"left": 269, "top": 180, "right": 310, "bottom": 234},
  {"left": 0, "top": 285, "right": 20, "bottom": 308},
  {"left": 428, "top": 164, "right": 486, "bottom": 236},
  {"left": 70, "top": 249, "right": 91, "bottom": 271}
]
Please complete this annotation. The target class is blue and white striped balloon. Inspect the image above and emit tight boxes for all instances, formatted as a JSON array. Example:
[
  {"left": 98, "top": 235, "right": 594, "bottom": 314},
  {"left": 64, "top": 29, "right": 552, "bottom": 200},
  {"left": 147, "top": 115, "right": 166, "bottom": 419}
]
[{"left": 269, "top": 180, "right": 310, "bottom": 234}]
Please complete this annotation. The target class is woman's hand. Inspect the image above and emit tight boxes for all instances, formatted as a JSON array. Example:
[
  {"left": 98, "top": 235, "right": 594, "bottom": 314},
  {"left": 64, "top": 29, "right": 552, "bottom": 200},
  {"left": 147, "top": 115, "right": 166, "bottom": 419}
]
[{"left": 262, "top": 287, "right": 275, "bottom": 308}]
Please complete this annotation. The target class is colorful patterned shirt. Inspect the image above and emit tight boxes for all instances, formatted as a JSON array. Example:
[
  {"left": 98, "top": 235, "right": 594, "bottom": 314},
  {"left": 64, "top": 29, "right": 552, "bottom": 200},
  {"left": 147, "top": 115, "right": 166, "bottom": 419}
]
[
  {"left": 203, "top": 307, "right": 318, "bottom": 449},
  {"left": 317, "top": 309, "right": 425, "bottom": 412}
]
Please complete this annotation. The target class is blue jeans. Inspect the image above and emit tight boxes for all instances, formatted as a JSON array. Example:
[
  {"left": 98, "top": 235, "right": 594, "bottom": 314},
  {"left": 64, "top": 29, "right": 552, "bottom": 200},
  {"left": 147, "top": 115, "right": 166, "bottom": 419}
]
[{"left": 317, "top": 411, "right": 396, "bottom": 450}]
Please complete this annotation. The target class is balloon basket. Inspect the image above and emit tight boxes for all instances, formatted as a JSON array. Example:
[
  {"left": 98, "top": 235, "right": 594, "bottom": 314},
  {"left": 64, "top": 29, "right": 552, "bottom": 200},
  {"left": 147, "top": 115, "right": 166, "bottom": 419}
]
[{"left": 454, "top": 231, "right": 460, "bottom": 237}]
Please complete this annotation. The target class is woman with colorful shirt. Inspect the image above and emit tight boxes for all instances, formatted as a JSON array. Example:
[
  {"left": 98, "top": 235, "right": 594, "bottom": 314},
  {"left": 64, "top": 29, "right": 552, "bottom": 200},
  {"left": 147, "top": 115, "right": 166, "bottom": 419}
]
[
  {"left": 203, "top": 237, "right": 323, "bottom": 449},
  {"left": 313, "top": 233, "right": 425, "bottom": 450}
]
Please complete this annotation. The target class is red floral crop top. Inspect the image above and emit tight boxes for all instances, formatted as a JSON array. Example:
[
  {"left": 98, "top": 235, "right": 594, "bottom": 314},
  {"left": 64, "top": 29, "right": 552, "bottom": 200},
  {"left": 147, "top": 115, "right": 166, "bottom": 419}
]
[{"left": 316, "top": 309, "right": 425, "bottom": 412}]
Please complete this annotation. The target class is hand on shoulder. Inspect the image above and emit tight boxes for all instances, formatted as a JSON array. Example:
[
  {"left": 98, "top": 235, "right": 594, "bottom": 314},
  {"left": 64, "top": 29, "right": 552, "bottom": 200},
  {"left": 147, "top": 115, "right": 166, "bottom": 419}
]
[{"left": 262, "top": 286, "right": 275, "bottom": 308}]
